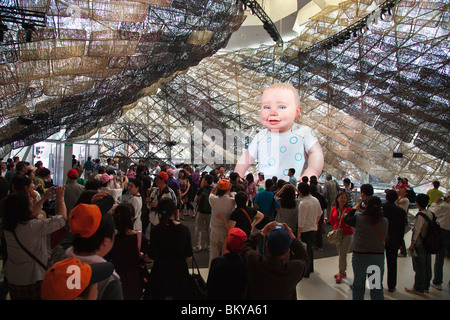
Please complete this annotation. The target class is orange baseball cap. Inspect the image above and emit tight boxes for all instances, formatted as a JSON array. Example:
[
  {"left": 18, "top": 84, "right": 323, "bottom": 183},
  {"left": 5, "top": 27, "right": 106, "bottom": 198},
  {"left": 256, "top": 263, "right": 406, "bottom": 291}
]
[
  {"left": 69, "top": 203, "right": 102, "bottom": 238},
  {"left": 217, "top": 179, "right": 230, "bottom": 190},
  {"left": 158, "top": 171, "right": 169, "bottom": 181},
  {"left": 69, "top": 195, "right": 115, "bottom": 238},
  {"left": 41, "top": 257, "right": 114, "bottom": 300}
]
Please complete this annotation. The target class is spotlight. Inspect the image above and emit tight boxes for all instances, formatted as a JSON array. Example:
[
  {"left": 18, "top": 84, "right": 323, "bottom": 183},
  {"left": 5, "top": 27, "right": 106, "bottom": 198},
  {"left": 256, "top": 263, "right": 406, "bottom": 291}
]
[
  {"left": 248, "top": 3, "right": 255, "bottom": 15},
  {"left": 380, "top": 8, "right": 388, "bottom": 20},
  {"left": 0, "top": 22, "right": 7, "bottom": 42},
  {"left": 22, "top": 22, "right": 36, "bottom": 42},
  {"left": 18, "top": 116, "right": 34, "bottom": 125}
]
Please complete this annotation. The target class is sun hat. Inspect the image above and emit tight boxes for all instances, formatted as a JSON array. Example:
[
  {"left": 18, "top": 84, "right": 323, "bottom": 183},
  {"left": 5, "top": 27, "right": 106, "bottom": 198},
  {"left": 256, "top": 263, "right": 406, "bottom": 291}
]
[{"left": 99, "top": 173, "right": 112, "bottom": 184}]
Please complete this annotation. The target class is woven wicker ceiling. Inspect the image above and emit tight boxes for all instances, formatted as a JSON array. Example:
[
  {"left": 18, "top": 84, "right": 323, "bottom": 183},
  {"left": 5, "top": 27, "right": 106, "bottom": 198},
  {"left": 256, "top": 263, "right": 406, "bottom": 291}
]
[
  {"left": 0, "top": 0, "right": 245, "bottom": 152},
  {"left": 0, "top": 0, "right": 449, "bottom": 187}
]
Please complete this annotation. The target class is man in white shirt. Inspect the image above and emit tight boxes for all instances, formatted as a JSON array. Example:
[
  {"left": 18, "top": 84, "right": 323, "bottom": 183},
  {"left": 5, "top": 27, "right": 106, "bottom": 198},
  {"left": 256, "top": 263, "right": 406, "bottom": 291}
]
[
  {"left": 297, "top": 182, "right": 323, "bottom": 277},
  {"left": 208, "top": 179, "right": 235, "bottom": 267}
]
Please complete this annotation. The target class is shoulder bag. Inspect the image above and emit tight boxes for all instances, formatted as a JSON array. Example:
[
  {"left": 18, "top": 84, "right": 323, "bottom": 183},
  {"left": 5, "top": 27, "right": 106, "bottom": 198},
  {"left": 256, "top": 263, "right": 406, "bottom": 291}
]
[
  {"left": 136, "top": 231, "right": 151, "bottom": 292},
  {"left": 188, "top": 254, "right": 207, "bottom": 300},
  {"left": 327, "top": 208, "right": 344, "bottom": 245},
  {"left": 13, "top": 231, "right": 48, "bottom": 271}
]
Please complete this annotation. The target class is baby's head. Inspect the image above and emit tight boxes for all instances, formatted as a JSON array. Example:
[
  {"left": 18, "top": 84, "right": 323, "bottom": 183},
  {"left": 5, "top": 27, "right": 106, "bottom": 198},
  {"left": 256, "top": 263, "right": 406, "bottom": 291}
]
[{"left": 260, "top": 83, "right": 301, "bottom": 133}]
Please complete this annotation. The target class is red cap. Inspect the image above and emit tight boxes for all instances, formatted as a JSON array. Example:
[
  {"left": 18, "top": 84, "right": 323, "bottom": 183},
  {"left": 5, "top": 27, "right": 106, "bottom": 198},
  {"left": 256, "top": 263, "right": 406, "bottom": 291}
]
[
  {"left": 67, "top": 169, "right": 79, "bottom": 179},
  {"left": 227, "top": 228, "right": 247, "bottom": 252}
]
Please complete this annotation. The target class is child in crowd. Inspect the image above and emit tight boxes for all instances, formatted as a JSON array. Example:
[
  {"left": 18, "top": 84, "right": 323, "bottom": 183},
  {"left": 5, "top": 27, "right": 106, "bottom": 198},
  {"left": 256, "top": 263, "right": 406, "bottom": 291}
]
[{"left": 235, "top": 83, "right": 323, "bottom": 183}]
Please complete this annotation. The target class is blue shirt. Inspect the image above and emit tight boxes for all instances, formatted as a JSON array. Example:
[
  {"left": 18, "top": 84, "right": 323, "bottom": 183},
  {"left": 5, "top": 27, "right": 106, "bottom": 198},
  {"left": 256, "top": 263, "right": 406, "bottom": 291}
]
[{"left": 254, "top": 190, "right": 279, "bottom": 216}]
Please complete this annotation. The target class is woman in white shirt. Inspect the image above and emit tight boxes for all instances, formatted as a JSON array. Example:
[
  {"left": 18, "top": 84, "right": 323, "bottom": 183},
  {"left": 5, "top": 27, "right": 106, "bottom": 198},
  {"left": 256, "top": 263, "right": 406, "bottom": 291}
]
[{"left": 2, "top": 186, "right": 67, "bottom": 300}]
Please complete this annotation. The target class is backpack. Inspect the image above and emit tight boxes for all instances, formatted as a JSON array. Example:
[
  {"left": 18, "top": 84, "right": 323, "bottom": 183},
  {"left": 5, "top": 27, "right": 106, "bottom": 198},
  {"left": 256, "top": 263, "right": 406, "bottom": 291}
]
[
  {"left": 418, "top": 211, "right": 443, "bottom": 254},
  {"left": 406, "top": 188, "right": 416, "bottom": 203},
  {"left": 197, "top": 186, "right": 213, "bottom": 214}
]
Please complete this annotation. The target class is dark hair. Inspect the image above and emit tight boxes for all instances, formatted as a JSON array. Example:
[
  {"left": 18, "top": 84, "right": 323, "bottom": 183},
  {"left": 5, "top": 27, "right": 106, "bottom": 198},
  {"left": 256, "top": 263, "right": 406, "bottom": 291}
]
[
  {"left": 297, "top": 182, "right": 310, "bottom": 196},
  {"left": 36, "top": 167, "right": 51, "bottom": 178},
  {"left": 15, "top": 161, "right": 28, "bottom": 172},
  {"left": 279, "top": 184, "right": 296, "bottom": 209},
  {"left": 85, "top": 179, "right": 102, "bottom": 191},
  {"left": 360, "top": 184, "right": 374, "bottom": 197},
  {"left": 10, "top": 174, "right": 32, "bottom": 192},
  {"left": 265, "top": 179, "right": 274, "bottom": 190},
  {"left": 178, "top": 169, "right": 186, "bottom": 179},
  {"left": 0, "top": 177, "right": 9, "bottom": 200},
  {"left": 385, "top": 189, "right": 398, "bottom": 203},
  {"left": 113, "top": 203, "right": 135, "bottom": 235},
  {"left": 3, "top": 192, "right": 33, "bottom": 231},
  {"left": 75, "top": 190, "right": 98, "bottom": 206},
  {"left": 301, "top": 176, "right": 309, "bottom": 183},
  {"left": 416, "top": 193, "right": 429, "bottom": 209},
  {"left": 203, "top": 174, "right": 213, "bottom": 185},
  {"left": 246, "top": 173, "right": 254, "bottom": 183},
  {"left": 72, "top": 212, "right": 115, "bottom": 254},
  {"left": 277, "top": 179, "right": 287, "bottom": 190},
  {"left": 432, "top": 180, "right": 440, "bottom": 188},
  {"left": 288, "top": 168, "right": 295, "bottom": 175},
  {"left": 157, "top": 198, "right": 177, "bottom": 228},
  {"left": 343, "top": 178, "right": 354, "bottom": 189},
  {"left": 364, "top": 196, "right": 383, "bottom": 225},
  {"left": 128, "top": 178, "right": 141, "bottom": 190},
  {"left": 235, "top": 191, "right": 248, "bottom": 208},
  {"left": 216, "top": 188, "right": 227, "bottom": 197}
]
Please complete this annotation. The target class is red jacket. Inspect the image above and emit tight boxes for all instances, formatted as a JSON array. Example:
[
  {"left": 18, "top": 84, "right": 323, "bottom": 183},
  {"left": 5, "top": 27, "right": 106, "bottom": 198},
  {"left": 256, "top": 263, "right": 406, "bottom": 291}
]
[{"left": 330, "top": 206, "right": 354, "bottom": 235}]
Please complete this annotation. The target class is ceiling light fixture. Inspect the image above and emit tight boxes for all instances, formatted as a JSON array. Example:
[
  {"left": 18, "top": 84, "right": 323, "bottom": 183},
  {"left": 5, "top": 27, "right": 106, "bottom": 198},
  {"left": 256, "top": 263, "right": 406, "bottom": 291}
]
[
  {"left": 315, "top": 0, "right": 402, "bottom": 52},
  {"left": 235, "top": 0, "right": 283, "bottom": 46}
]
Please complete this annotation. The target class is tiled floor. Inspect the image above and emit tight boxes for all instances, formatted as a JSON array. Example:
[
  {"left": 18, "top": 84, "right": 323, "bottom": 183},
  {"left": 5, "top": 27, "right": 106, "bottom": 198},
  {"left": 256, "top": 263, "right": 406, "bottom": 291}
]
[{"left": 198, "top": 227, "right": 450, "bottom": 301}]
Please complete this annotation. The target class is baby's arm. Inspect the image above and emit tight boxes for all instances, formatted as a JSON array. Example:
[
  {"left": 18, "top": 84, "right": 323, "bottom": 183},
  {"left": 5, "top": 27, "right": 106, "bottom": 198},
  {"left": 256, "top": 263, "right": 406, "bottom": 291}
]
[
  {"left": 299, "top": 141, "right": 324, "bottom": 180},
  {"left": 235, "top": 149, "right": 255, "bottom": 178}
]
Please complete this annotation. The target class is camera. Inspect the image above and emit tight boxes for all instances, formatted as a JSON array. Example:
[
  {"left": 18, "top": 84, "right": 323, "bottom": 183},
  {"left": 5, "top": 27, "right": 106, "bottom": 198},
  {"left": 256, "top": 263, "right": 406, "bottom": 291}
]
[
  {"left": 275, "top": 223, "right": 285, "bottom": 229},
  {"left": 51, "top": 185, "right": 59, "bottom": 194}
]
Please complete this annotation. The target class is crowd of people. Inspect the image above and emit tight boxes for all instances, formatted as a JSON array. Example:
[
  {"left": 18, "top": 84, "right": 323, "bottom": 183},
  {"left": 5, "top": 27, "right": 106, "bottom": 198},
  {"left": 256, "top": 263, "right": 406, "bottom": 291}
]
[{"left": 0, "top": 156, "right": 448, "bottom": 301}]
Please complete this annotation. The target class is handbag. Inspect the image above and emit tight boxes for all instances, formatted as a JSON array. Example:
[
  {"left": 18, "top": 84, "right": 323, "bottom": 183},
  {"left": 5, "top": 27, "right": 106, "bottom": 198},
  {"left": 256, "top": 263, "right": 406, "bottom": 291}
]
[
  {"left": 188, "top": 254, "right": 207, "bottom": 300},
  {"left": 327, "top": 209, "right": 344, "bottom": 245},
  {"left": 13, "top": 231, "right": 48, "bottom": 270},
  {"left": 137, "top": 231, "right": 151, "bottom": 290}
]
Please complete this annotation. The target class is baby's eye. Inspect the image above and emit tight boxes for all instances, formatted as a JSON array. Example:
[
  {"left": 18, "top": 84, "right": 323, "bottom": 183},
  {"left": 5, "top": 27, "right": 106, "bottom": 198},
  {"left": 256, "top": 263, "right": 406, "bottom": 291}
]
[
  {"left": 279, "top": 106, "right": 286, "bottom": 109},
  {"left": 263, "top": 106, "right": 271, "bottom": 109}
]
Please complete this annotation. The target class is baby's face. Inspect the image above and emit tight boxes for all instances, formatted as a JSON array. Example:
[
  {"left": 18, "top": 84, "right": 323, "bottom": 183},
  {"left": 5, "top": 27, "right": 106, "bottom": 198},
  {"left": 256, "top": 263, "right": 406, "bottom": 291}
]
[{"left": 260, "top": 87, "right": 301, "bottom": 133}]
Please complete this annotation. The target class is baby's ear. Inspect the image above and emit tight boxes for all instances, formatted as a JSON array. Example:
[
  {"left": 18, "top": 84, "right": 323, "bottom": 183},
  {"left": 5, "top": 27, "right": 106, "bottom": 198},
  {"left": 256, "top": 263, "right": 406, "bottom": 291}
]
[{"left": 295, "top": 105, "right": 302, "bottom": 118}]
